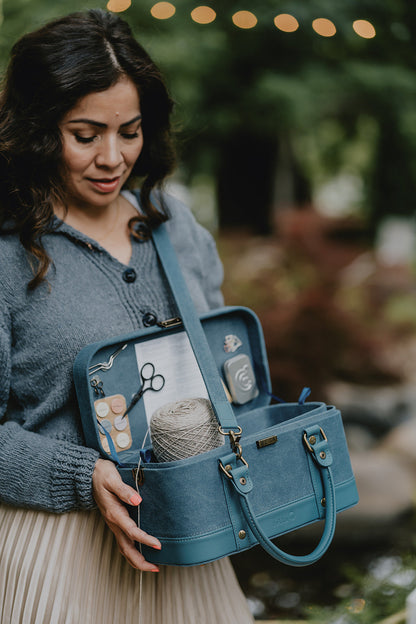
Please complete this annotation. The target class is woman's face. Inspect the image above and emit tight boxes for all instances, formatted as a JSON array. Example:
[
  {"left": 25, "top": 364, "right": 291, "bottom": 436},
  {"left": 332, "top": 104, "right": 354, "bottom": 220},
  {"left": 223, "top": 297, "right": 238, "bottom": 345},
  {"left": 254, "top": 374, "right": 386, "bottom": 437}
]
[{"left": 58, "top": 77, "right": 143, "bottom": 212}]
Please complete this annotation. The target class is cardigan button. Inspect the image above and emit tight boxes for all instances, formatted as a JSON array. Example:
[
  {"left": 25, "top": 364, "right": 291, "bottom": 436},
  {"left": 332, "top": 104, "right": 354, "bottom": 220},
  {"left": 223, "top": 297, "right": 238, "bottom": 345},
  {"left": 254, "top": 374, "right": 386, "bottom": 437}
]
[
  {"left": 142, "top": 312, "right": 157, "bottom": 327},
  {"left": 135, "top": 222, "right": 150, "bottom": 239},
  {"left": 122, "top": 268, "right": 137, "bottom": 283}
]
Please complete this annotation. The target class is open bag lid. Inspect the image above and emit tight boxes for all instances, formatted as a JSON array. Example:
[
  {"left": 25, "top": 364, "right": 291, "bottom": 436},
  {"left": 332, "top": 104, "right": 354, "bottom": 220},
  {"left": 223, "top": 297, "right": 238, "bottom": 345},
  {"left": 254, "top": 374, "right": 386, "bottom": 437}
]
[{"left": 73, "top": 305, "right": 272, "bottom": 464}]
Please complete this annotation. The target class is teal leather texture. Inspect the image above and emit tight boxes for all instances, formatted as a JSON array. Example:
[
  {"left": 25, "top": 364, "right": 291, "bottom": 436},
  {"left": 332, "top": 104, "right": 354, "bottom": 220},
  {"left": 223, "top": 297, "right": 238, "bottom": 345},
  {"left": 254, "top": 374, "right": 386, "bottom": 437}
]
[
  {"left": 219, "top": 426, "right": 337, "bottom": 567},
  {"left": 74, "top": 221, "right": 359, "bottom": 567},
  {"left": 134, "top": 402, "right": 358, "bottom": 566}
]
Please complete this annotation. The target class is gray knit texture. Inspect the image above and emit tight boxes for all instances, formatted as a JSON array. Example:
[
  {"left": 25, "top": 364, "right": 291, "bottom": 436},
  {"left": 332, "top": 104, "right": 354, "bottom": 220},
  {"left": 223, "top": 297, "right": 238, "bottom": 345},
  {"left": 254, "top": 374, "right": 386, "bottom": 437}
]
[{"left": 0, "top": 191, "right": 223, "bottom": 512}]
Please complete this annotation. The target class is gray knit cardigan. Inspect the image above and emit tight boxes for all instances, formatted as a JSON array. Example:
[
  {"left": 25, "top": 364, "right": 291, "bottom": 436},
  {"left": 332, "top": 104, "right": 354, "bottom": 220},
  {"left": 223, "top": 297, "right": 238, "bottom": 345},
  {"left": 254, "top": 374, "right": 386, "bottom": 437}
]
[{"left": 0, "top": 191, "right": 223, "bottom": 512}]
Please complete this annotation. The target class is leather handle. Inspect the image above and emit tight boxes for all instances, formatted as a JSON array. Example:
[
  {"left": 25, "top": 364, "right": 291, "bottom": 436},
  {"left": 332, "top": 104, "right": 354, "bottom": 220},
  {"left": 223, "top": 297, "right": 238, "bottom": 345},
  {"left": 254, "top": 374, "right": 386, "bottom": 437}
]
[
  {"left": 240, "top": 466, "right": 335, "bottom": 567},
  {"left": 219, "top": 427, "right": 336, "bottom": 567}
]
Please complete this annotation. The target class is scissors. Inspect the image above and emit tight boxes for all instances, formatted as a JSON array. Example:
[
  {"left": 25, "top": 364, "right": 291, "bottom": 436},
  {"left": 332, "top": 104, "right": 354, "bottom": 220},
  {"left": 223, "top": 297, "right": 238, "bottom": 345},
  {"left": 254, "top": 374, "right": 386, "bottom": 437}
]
[{"left": 123, "top": 362, "right": 165, "bottom": 419}]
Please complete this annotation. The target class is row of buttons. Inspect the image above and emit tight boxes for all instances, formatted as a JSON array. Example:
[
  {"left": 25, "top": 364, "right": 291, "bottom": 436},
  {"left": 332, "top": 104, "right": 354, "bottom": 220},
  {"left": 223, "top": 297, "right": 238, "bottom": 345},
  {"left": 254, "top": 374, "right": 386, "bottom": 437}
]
[
  {"left": 82, "top": 244, "right": 157, "bottom": 327},
  {"left": 121, "top": 268, "right": 157, "bottom": 327}
]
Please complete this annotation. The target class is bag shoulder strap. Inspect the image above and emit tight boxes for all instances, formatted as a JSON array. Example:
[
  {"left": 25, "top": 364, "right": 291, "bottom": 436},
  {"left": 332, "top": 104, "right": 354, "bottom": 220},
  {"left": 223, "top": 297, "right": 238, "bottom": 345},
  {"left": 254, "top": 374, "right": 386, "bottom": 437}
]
[{"left": 151, "top": 220, "right": 239, "bottom": 433}]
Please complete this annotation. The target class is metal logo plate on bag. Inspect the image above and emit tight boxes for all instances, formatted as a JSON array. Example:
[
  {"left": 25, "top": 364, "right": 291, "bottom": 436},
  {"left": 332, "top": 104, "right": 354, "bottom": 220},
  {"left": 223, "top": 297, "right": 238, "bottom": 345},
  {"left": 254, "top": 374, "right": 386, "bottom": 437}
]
[{"left": 256, "top": 435, "right": 278, "bottom": 449}]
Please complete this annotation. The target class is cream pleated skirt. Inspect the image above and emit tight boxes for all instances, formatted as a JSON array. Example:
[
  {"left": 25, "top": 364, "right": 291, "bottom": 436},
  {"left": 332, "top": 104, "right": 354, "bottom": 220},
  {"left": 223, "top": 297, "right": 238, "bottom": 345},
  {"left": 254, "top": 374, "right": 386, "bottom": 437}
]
[{"left": 0, "top": 505, "right": 254, "bottom": 624}]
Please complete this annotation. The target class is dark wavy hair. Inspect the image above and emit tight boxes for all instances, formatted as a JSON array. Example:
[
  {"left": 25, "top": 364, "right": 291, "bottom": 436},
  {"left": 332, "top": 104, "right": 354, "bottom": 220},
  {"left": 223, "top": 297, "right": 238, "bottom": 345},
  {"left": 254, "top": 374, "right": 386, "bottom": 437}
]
[{"left": 0, "top": 9, "right": 176, "bottom": 288}]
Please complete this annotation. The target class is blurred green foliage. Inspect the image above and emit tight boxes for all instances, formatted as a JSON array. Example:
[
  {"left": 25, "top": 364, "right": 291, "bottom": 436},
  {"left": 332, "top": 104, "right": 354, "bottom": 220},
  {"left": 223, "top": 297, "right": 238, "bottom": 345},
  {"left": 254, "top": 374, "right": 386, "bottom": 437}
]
[
  {"left": 305, "top": 552, "right": 415, "bottom": 623},
  {"left": 0, "top": 0, "right": 416, "bottom": 231},
  {"left": 0, "top": 0, "right": 98, "bottom": 48}
]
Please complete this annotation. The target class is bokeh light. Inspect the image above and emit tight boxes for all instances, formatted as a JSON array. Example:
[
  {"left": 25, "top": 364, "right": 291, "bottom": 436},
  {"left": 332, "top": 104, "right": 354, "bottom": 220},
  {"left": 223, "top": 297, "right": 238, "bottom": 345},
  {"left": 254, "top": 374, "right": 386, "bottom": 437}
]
[
  {"left": 191, "top": 6, "right": 216, "bottom": 24},
  {"left": 107, "top": 0, "right": 131, "bottom": 12},
  {"left": 232, "top": 10, "right": 258, "bottom": 29},
  {"left": 312, "top": 18, "right": 337, "bottom": 37},
  {"left": 274, "top": 13, "right": 299, "bottom": 33},
  {"left": 150, "top": 2, "right": 176, "bottom": 20},
  {"left": 353, "top": 19, "right": 376, "bottom": 39}
]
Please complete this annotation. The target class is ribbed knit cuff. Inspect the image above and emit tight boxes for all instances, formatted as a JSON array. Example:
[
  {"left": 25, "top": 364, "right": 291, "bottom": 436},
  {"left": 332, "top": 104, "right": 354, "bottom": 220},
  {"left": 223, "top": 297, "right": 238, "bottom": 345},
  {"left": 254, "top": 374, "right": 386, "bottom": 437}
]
[{"left": 51, "top": 444, "right": 100, "bottom": 511}]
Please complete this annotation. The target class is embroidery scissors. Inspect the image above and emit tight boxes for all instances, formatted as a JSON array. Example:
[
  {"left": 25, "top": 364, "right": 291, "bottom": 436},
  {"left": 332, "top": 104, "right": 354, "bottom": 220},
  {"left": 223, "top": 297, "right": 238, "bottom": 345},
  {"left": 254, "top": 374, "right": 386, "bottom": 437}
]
[
  {"left": 89, "top": 344, "right": 128, "bottom": 375},
  {"left": 123, "top": 362, "right": 165, "bottom": 418}
]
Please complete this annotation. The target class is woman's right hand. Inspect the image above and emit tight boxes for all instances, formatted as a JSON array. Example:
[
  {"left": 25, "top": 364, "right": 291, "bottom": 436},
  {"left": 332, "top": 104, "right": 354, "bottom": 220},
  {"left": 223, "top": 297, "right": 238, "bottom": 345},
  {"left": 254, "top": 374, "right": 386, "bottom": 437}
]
[{"left": 92, "top": 458, "right": 161, "bottom": 572}]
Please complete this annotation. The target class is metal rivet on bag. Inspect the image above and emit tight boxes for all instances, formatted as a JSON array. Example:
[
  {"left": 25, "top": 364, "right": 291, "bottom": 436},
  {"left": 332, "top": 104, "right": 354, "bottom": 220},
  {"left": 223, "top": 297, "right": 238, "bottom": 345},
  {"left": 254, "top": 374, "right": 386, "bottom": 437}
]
[
  {"left": 239, "top": 477, "right": 247, "bottom": 485},
  {"left": 238, "top": 530, "right": 246, "bottom": 540},
  {"left": 320, "top": 451, "right": 326, "bottom": 459},
  {"left": 321, "top": 498, "right": 326, "bottom": 507},
  {"left": 225, "top": 464, "right": 232, "bottom": 473},
  {"left": 309, "top": 435, "right": 316, "bottom": 445}
]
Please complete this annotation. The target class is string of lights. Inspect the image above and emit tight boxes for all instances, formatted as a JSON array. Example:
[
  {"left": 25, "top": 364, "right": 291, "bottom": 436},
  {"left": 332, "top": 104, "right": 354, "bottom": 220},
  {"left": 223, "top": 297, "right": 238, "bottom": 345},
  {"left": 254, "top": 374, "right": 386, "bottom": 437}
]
[{"left": 106, "top": 0, "right": 376, "bottom": 39}]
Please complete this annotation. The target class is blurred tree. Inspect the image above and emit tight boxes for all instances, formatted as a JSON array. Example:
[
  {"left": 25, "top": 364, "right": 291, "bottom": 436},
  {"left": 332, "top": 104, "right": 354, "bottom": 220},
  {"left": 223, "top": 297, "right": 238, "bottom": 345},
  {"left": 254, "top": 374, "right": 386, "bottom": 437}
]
[
  {"left": 0, "top": 0, "right": 100, "bottom": 55},
  {"left": 129, "top": 0, "right": 416, "bottom": 234}
]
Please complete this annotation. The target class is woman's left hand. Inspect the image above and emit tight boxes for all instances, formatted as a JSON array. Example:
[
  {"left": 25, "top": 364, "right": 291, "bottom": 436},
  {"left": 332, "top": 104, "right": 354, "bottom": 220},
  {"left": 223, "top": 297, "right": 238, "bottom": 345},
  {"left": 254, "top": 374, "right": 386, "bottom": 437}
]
[{"left": 92, "top": 458, "right": 161, "bottom": 571}]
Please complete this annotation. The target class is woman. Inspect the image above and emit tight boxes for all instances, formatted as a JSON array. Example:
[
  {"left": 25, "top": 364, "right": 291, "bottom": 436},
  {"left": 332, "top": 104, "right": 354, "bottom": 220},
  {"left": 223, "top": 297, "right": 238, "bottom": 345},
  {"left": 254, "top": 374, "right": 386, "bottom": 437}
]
[{"left": 0, "top": 9, "right": 254, "bottom": 624}]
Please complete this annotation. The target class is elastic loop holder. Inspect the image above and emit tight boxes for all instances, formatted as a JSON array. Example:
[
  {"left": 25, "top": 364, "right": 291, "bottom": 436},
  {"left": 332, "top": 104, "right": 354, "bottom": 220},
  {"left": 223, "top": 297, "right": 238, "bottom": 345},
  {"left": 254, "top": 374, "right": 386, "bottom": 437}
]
[{"left": 298, "top": 387, "right": 311, "bottom": 404}]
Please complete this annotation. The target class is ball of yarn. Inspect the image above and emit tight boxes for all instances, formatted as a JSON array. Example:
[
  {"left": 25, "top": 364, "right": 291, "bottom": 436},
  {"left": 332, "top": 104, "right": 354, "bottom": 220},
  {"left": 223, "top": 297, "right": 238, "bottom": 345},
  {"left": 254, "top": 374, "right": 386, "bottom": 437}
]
[{"left": 150, "top": 398, "right": 224, "bottom": 462}]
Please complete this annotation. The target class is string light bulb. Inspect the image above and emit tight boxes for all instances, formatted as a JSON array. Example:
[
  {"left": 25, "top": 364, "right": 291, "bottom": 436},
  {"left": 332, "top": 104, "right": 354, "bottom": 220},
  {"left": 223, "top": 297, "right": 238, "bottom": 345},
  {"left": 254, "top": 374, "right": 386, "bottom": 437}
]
[
  {"left": 150, "top": 2, "right": 176, "bottom": 19},
  {"left": 312, "top": 18, "right": 336, "bottom": 37},
  {"left": 232, "top": 10, "right": 257, "bottom": 29},
  {"left": 353, "top": 19, "right": 376, "bottom": 39},
  {"left": 191, "top": 6, "right": 216, "bottom": 24},
  {"left": 107, "top": 0, "right": 131, "bottom": 12},
  {"left": 274, "top": 13, "right": 299, "bottom": 33}
]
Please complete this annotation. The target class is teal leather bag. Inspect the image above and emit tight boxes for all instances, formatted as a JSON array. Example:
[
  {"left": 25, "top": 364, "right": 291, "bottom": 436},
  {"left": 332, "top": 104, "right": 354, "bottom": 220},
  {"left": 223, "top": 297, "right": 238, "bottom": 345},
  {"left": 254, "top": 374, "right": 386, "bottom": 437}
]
[{"left": 74, "top": 222, "right": 358, "bottom": 567}]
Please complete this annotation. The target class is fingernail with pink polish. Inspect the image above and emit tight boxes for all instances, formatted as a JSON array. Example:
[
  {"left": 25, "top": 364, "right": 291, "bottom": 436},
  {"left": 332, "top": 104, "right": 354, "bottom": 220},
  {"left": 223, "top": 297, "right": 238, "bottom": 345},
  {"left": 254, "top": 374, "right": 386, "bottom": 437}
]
[
  {"left": 150, "top": 567, "right": 159, "bottom": 573},
  {"left": 129, "top": 494, "right": 142, "bottom": 506}
]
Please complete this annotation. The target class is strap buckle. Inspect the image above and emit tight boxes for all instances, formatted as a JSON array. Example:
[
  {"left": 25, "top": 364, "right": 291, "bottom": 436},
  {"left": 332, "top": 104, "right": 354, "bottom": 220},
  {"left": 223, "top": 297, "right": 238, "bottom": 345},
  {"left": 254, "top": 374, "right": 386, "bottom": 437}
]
[
  {"left": 303, "top": 427, "right": 327, "bottom": 453},
  {"left": 218, "top": 425, "right": 248, "bottom": 469}
]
